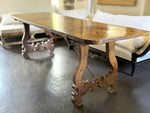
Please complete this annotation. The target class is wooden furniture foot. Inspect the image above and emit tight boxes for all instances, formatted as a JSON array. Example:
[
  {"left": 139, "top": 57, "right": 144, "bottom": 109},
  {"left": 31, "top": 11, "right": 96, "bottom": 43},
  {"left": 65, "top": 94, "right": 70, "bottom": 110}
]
[
  {"left": 21, "top": 23, "right": 54, "bottom": 59},
  {"left": 45, "top": 31, "right": 55, "bottom": 55},
  {"left": 106, "top": 42, "right": 118, "bottom": 93},
  {"left": 71, "top": 44, "right": 89, "bottom": 106},
  {"left": 71, "top": 42, "right": 118, "bottom": 106}
]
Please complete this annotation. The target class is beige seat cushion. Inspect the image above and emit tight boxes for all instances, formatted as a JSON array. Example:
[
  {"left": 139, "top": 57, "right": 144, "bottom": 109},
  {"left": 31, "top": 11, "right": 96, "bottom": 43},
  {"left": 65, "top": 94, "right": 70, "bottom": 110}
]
[
  {"left": 90, "top": 44, "right": 132, "bottom": 61},
  {"left": 116, "top": 36, "right": 149, "bottom": 52},
  {"left": 90, "top": 38, "right": 150, "bottom": 62}
]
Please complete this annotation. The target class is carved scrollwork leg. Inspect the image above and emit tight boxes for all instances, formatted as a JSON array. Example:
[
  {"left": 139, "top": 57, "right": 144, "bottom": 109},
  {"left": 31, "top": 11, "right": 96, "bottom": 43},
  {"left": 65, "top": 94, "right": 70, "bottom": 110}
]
[
  {"left": 71, "top": 42, "right": 118, "bottom": 106},
  {"left": 72, "top": 44, "right": 89, "bottom": 106},
  {"left": 21, "top": 23, "right": 54, "bottom": 59},
  {"left": 45, "top": 31, "right": 54, "bottom": 55},
  {"left": 106, "top": 42, "right": 118, "bottom": 93},
  {"left": 22, "top": 23, "right": 30, "bottom": 59}
]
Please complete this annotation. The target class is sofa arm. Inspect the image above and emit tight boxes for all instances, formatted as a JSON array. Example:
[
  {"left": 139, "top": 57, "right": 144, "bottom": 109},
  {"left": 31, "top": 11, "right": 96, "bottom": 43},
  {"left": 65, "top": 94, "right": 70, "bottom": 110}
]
[{"left": 136, "top": 32, "right": 150, "bottom": 56}]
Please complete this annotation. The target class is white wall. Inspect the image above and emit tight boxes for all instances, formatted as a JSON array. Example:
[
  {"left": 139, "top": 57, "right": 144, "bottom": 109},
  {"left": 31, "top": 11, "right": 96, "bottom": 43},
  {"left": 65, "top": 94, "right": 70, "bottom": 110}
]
[
  {"left": 0, "top": 0, "right": 52, "bottom": 15},
  {"left": 0, "top": 0, "right": 149, "bottom": 16}
]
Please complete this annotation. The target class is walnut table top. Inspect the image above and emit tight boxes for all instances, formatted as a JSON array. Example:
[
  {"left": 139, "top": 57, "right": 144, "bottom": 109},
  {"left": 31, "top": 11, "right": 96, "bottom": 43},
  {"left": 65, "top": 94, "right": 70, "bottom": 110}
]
[{"left": 12, "top": 12, "right": 149, "bottom": 44}]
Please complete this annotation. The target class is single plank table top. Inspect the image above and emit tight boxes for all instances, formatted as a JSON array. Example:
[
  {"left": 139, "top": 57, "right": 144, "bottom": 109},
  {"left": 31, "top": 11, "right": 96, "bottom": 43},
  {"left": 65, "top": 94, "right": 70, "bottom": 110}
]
[{"left": 12, "top": 12, "right": 149, "bottom": 45}]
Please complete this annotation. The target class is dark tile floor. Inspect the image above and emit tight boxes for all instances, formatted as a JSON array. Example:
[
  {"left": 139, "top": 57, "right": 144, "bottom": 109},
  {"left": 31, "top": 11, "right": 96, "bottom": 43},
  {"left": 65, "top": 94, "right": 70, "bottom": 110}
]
[{"left": 0, "top": 39, "right": 150, "bottom": 113}]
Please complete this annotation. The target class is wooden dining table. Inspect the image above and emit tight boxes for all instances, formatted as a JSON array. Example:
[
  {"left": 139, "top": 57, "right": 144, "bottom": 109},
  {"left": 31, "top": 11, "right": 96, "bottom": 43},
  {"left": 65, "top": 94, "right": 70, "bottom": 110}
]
[{"left": 12, "top": 12, "right": 149, "bottom": 107}]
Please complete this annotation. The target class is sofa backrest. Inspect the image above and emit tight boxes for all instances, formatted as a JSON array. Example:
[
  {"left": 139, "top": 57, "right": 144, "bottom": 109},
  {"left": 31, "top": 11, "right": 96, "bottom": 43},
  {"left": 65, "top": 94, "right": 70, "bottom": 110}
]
[
  {"left": 93, "top": 10, "right": 150, "bottom": 32},
  {"left": 0, "top": 13, "right": 22, "bottom": 26}
]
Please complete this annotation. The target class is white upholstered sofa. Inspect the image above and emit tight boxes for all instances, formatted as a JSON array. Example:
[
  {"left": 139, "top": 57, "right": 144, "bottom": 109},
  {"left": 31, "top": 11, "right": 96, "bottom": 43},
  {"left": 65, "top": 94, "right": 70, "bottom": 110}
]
[
  {"left": 0, "top": 13, "right": 46, "bottom": 48},
  {"left": 61, "top": 9, "right": 150, "bottom": 75}
]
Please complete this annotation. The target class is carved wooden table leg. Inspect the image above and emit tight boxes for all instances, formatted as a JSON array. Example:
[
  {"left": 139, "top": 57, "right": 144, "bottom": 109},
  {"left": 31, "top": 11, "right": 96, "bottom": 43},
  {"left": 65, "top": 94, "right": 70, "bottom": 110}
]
[
  {"left": 71, "top": 44, "right": 89, "bottom": 106},
  {"left": 22, "top": 23, "right": 30, "bottom": 59},
  {"left": 21, "top": 23, "right": 54, "bottom": 59},
  {"left": 71, "top": 42, "right": 118, "bottom": 107},
  {"left": 106, "top": 42, "right": 118, "bottom": 93},
  {"left": 45, "top": 31, "right": 55, "bottom": 55}
]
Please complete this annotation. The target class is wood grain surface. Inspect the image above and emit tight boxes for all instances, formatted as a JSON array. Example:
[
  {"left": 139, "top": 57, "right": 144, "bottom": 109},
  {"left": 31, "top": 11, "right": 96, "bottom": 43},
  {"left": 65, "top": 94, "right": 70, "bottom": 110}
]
[{"left": 12, "top": 12, "right": 148, "bottom": 45}]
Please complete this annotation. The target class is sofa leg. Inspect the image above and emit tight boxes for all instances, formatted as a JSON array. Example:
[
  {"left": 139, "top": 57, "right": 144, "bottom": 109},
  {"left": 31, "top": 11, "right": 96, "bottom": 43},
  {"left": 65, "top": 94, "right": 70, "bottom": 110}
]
[
  {"left": 131, "top": 54, "right": 137, "bottom": 76},
  {"left": 131, "top": 62, "right": 136, "bottom": 76}
]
